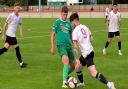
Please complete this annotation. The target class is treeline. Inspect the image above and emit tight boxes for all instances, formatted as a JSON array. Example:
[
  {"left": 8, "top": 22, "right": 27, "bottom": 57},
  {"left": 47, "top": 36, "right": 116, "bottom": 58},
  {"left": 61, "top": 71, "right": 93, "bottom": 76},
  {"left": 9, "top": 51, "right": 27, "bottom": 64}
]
[
  {"left": 97, "top": 0, "right": 128, "bottom": 4},
  {"left": 0, "top": 0, "right": 47, "bottom": 6},
  {"left": 0, "top": 0, "right": 128, "bottom": 6}
]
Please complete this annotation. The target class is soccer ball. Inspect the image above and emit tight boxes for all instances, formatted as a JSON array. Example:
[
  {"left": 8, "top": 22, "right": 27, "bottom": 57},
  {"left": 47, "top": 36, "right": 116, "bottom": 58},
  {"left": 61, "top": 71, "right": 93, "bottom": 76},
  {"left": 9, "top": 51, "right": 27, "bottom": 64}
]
[{"left": 68, "top": 77, "right": 77, "bottom": 88}]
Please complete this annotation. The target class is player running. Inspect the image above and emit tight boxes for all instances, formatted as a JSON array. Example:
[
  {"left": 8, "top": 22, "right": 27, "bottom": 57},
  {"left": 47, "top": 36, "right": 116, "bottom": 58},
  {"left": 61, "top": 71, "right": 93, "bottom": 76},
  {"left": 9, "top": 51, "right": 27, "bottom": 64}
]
[
  {"left": 50, "top": 6, "right": 84, "bottom": 88},
  {"left": 0, "top": 6, "right": 27, "bottom": 68},
  {"left": 103, "top": 4, "right": 122, "bottom": 55},
  {"left": 70, "top": 12, "right": 116, "bottom": 89}
]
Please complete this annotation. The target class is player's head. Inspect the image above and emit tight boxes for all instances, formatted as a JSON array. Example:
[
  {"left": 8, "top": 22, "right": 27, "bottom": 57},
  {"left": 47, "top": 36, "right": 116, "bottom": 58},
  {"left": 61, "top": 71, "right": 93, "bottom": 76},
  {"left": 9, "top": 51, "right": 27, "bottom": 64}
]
[
  {"left": 14, "top": 6, "right": 21, "bottom": 14},
  {"left": 70, "top": 12, "right": 79, "bottom": 28},
  {"left": 112, "top": 4, "right": 118, "bottom": 12},
  {"left": 61, "top": 6, "right": 69, "bottom": 21}
]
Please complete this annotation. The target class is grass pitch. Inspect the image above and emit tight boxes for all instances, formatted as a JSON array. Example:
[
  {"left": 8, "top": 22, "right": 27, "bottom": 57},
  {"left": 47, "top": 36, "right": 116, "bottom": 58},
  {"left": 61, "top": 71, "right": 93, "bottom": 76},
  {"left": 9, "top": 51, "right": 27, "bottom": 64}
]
[{"left": 0, "top": 18, "right": 128, "bottom": 89}]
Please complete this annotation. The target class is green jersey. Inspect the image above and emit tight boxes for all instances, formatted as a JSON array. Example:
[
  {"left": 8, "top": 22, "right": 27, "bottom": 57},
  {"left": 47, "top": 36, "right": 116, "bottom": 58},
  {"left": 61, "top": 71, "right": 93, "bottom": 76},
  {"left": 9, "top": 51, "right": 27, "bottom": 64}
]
[{"left": 52, "top": 18, "right": 73, "bottom": 46}]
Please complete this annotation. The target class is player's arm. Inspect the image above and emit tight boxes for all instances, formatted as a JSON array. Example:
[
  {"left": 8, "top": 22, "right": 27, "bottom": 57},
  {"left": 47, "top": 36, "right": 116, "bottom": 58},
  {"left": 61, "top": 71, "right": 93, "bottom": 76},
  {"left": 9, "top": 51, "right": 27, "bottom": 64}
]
[
  {"left": 106, "top": 19, "right": 109, "bottom": 32},
  {"left": 119, "top": 14, "right": 121, "bottom": 29},
  {"left": 106, "top": 13, "right": 110, "bottom": 32},
  {"left": 50, "top": 31, "right": 56, "bottom": 55},
  {"left": 73, "top": 40, "right": 79, "bottom": 59},
  {"left": 2, "top": 21, "right": 8, "bottom": 40},
  {"left": 19, "top": 23, "right": 23, "bottom": 37}
]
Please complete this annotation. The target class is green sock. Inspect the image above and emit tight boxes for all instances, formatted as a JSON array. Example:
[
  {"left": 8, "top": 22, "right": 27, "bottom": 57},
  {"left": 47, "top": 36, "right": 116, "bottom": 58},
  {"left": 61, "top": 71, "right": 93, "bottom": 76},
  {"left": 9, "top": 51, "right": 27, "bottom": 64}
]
[
  {"left": 63, "top": 64, "right": 69, "bottom": 81},
  {"left": 68, "top": 65, "right": 74, "bottom": 75}
]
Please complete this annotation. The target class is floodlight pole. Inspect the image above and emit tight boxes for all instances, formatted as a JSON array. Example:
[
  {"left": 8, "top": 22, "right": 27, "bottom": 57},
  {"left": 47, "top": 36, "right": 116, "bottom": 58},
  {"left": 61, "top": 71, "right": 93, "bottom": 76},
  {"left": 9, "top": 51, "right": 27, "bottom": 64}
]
[
  {"left": 39, "top": 0, "right": 41, "bottom": 11},
  {"left": 112, "top": 0, "right": 114, "bottom": 5},
  {"left": 39, "top": 0, "right": 41, "bottom": 17}
]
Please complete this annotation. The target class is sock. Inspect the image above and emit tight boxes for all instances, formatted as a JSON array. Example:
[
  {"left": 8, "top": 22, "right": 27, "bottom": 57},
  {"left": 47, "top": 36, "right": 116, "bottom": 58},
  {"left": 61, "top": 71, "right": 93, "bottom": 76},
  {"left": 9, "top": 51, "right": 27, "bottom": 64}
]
[
  {"left": 15, "top": 46, "right": 22, "bottom": 63},
  {"left": 0, "top": 47, "right": 8, "bottom": 55},
  {"left": 105, "top": 41, "right": 110, "bottom": 48},
  {"left": 107, "top": 82, "right": 112, "bottom": 88},
  {"left": 63, "top": 64, "right": 70, "bottom": 82},
  {"left": 77, "top": 71, "right": 84, "bottom": 83},
  {"left": 68, "top": 65, "right": 74, "bottom": 75},
  {"left": 118, "top": 42, "right": 121, "bottom": 50},
  {"left": 96, "top": 72, "right": 108, "bottom": 84}
]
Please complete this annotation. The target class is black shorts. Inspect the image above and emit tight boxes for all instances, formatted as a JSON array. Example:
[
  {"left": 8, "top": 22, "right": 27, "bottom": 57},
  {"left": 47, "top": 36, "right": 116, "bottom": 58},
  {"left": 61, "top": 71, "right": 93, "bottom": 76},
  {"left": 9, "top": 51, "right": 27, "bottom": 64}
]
[
  {"left": 108, "top": 31, "right": 120, "bottom": 38},
  {"left": 5, "top": 36, "right": 18, "bottom": 45},
  {"left": 79, "top": 51, "right": 94, "bottom": 67}
]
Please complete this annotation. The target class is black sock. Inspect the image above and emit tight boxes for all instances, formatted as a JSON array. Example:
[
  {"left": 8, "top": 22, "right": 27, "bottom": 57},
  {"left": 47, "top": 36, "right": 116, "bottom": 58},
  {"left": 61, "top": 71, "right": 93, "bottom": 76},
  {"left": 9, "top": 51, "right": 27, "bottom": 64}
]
[
  {"left": 77, "top": 71, "right": 84, "bottom": 83},
  {"left": 96, "top": 72, "right": 108, "bottom": 85},
  {"left": 118, "top": 42, "right": 121, "bottom": 50},
  {"left": 15, "top": 47, "right": 22, "bottom": 63},
  {"left": 0, "top": 47, "right": 8, "bottom": 55},
  {"left": 105, "top": 41, "right": 110, "bottom": 48}
]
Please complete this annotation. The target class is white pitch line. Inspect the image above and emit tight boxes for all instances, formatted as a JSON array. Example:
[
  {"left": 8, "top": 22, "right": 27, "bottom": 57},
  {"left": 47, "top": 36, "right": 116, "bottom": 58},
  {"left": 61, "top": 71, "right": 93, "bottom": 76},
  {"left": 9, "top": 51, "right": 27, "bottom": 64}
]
[
  {"left": 18, "top": 35, "right": 49, "bottom": 39},
  {"left": 27, "top": 29, "right": 50, "bottom": 34}
]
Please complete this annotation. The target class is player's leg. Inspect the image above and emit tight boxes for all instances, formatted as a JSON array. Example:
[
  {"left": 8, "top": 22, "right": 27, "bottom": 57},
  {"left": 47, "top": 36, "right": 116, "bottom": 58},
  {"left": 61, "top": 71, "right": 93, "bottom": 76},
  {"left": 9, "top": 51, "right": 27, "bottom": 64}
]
[
  {"left": 115, "top": 31, "right": 122, "bottom": 55},
  {"left": 87, "top": 52, "right": 116, "bottom": 89},
  {"left": 58, "top": 46, "right": 71, "bottom": 88},
  {"left": 103, "top": 32, "right": 113, "bottom": 55},
  {"left": 61, "top": 55, "right": 71, "bottom": 88},
  {"left": 13, "top": 44, "right": 27, "bottom": 68},
  {"left": 88, "top": 65, "right": 116, "bottom": 89},
  {"left": 75, "top": 56, "right": 85, "bottom": 86},
  {"left": 0, "top": 43, "right": 10, "bottom": 55},
  {"left": 68, "top": 49, "right": 84, "bottom": 86}
]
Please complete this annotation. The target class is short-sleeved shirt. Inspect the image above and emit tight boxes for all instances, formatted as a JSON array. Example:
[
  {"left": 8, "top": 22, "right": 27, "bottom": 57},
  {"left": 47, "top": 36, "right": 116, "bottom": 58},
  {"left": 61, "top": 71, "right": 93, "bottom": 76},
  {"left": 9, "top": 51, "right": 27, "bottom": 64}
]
[
  {"left": 72, "top": 24, "right": 93, "bottom": 58},
  {"left": 52, "top": 18, "right": 73, "bottom": 46},
  {"left": 6, "top": 12, "right": 22, "bottom": 37},
  {"left": 107, "top": 11, "right": 121, "bottom": 32}
]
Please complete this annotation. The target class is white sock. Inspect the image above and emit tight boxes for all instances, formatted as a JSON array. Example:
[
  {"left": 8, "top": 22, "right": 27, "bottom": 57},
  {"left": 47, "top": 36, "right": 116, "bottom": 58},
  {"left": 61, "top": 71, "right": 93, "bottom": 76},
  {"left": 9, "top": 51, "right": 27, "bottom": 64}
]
[
  {"left": 119, "top": 50, "right": 121, "bottom": 52},
  {"left": 63, "top": 81, "right": 67, "bottom": 85},
  {"left": 20, "top": 62, "right": 23, "bottom": 66},
  {"left": 107, "top": 82, "right": 112, "bottom": 88}
]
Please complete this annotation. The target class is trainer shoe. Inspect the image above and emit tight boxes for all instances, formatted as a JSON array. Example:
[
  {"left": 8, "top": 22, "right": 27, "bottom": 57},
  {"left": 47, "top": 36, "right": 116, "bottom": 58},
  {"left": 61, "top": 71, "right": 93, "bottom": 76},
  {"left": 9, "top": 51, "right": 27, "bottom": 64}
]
[
  {"left": 118, "top": 50, "right": 123, "bottom": 56},
  {"left": 62, "top": 81, "right": 68, "bottom": 88},
  {"left": 62, "top": 83, "right": 68, "bottom": 88},
  {"left": 110, "top": 82, "right": 116, "bottom": 89},
  {"left": 102, "top": 48, "right": 106, "bottom": 55},
  {"left": 20, "top": 62, "right": 27, "bottom": 68},
  {"left": 77, "top": 82, "right": 85, "bottom": 87}
]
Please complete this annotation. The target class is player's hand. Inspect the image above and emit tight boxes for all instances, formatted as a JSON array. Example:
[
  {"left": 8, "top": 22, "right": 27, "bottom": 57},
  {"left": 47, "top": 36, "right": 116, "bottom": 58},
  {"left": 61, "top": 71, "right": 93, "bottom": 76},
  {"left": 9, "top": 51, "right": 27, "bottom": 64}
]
[
  {"left": 20, "top": 34, "right": 23, "bottom": 38},
  {"left": 76, "top": 59, "right": 80, "bottom": 65},
  {"left": 2, "top": 35, "right": 6, "bottom": 41},
  {"left": 50, "top": 48, "right": 54, "bottom": 55}
]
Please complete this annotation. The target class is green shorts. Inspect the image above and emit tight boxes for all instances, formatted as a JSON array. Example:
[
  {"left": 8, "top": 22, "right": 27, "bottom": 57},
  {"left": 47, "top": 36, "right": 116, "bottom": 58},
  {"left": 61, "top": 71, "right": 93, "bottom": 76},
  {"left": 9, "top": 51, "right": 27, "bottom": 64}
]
[{"left": 57, "top": 45, "right": 75, "bottom": 62}]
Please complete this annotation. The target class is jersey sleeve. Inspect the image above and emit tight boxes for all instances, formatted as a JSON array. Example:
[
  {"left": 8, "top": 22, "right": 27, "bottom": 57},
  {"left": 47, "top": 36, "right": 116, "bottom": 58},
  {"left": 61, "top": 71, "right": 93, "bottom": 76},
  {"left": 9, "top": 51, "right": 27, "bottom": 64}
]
[
  {"left": 69, "top": 23, "right": 73, "bottom": 39},
  {"left": 118, "top": 13, "right": 121, "bottom": 21},
  {"left": 52, "top": 20, "right": 58, "bottom": 33},
  {"left": 88, "top": 28, "right": 92, "bottom": 35},
  {"left": 19, "top": 17, "right": 22, "bottom": 24},
  {"left": 72, "top": 29, "right": 78, "bottom": 42},
  {"left": 6, "top": 14, "right": 12, "bottom": 23}
]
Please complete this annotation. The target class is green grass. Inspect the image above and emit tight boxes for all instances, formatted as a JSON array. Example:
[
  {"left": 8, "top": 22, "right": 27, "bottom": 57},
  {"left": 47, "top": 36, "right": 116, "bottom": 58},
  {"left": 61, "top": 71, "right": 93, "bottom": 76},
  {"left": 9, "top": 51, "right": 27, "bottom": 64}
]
[{"left": 0, "top": 18, "right": 128, "bottom": 89}]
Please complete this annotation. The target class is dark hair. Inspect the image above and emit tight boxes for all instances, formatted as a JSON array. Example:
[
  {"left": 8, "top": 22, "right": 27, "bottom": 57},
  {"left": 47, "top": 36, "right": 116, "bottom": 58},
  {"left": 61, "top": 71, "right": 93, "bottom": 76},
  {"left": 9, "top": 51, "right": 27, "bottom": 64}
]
[
  {"left": 14, "top": 2, "right": 20, "bottom": 6},
  {"left": 70, "top": 12, "right": 79, "bottom": 22},
  {"left": 61, "top": 6, "right": 69, "bottom": 13},
  {"left": 113, "top": 3, "right": 118, "bottom": 6}
]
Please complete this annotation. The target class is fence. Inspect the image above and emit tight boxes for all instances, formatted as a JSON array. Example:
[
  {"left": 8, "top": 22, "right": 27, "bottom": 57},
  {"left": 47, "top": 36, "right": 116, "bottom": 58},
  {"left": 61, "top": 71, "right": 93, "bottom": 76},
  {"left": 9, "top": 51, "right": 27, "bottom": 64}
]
[{"left": 0, "top": 4, "right": 128, "bottom": 18}]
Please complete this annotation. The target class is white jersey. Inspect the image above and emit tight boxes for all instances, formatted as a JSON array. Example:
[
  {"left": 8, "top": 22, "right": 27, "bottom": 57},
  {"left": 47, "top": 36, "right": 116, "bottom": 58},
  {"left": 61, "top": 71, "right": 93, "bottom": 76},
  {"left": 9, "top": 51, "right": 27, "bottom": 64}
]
[
  {"left": 108, "top": 11, "right": 121, "bottom": 32},
  {"left": 6, "top": 12, "right": 22, "bottom": 37},
  {"left": 105, "top": 8, "right": 110, "bottom": 17},
  {"left": 72, "top": 24, "right": 93, "bottom": 58}
]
